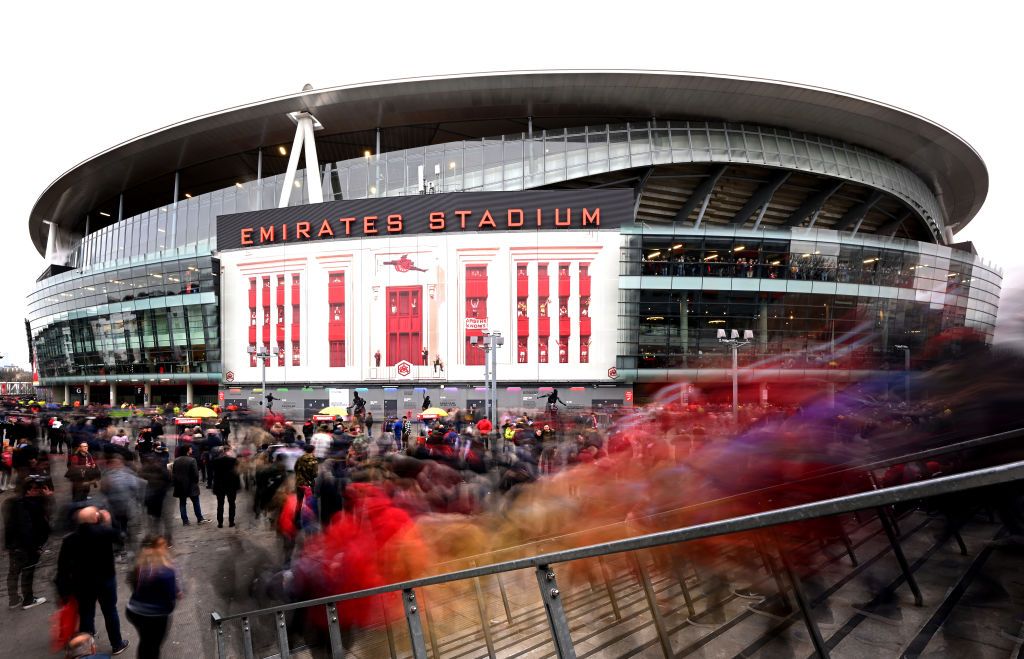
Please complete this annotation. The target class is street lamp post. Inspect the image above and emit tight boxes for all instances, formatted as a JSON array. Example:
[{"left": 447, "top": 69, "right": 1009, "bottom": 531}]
[
  {"left": 470, "top": 331, "right": 504, "bottom": 447},
  {"left": 246, "top": 345, "right": 279, "bottom": 416},
  {"left": 894, "top": 344, "right": 910, "bottom": 403},
  {"left": 718, "top": 329, "right": 754, "bottom": 420}
]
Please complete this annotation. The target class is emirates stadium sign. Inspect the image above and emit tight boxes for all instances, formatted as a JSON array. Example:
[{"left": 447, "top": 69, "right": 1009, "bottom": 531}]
[{"left": 216, "top": 190, "right": 633, "bottom": 251}]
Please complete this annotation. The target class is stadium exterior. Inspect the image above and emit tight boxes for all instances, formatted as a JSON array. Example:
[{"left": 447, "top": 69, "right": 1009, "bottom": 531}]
[{"left": 25, "top": 71, "right": 1002, "bottom": 417}]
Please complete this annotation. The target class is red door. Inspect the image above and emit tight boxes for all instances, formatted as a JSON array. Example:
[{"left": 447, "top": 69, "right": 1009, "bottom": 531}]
[{"left": 386, "top": 286, "right": 422, "bottom": 366}]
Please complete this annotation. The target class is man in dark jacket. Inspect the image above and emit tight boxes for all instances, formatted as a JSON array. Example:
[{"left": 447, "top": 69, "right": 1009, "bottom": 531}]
[
  {"left": 55, "top": 506, "right": 130, "bottom": 655},
  {"left": 171, "top": 445, "right": 207, "bottom": 525},
  {"left": 211, "top": 447, "right": 241, "bottom": 528},
  {"left": 4, "top": 475, "right": 52, "bottom": 609}
]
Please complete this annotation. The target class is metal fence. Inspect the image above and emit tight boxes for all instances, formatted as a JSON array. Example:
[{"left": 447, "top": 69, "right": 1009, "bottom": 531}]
[{"left": 210, "top": 455, "right": 1024, "bottom": 659}]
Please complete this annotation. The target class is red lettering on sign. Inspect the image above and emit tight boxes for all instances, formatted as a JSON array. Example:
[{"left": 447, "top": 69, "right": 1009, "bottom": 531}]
[
  {"left": 338, "top": 217, "right": 355, "bottom": 235},
  {"left": 363, "top": 216, "right": 378, "bottom": 235},
  {"left": 429, "top": 212, "right": 445, "bottom": 231},
  {"left": 507, "top": 209, "right": 524, "bottom": 227},
  {"left": 478, "top": 209, "right": 496, "bottom": 229},
  {"left": 296, "top": 222, "right": 311, "bottom": 239},
  {"left": 582, "top": 208, "right": 600, "bottom": 226},
  {"left": 317, "top": 219, "right": 333, "bottom": 237},
  {"left": 386, "top": 214, "right": 403, "bottom": 233},
  {"left": 241, "top": 228, "right": 254, "bottom": 246},
  {"left": 259, "top": 226, "right": 275, "bottom": 243}
]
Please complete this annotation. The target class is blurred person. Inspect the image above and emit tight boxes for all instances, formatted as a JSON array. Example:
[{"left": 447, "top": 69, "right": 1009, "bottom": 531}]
[
  {"left": 310, "top": 425, "right": 332, "bottom": 460},
  {"left": 65, "top": 632, "right": 110, "bottom": 659},
  {"left": 171, "top": 445, "right": 207, "bottom": 526},
  {"left": 50, "top": 416, "right": 68, "bottom": 455},
  {"left": 55, "top": 507, "right": 130, "bottom": 656},
  {"left": 211, "top": 446, "right": 241, "bottom": 528},
  {"left": 293, "top": 445, "right": 319, "bottom": 532},
  {"left": 99, "top": 453, "right": 144, "bottom": 556},
  {"left": 364, "top": 411, "right": 375, "bottom": 437},
  {"left": 3, "top": 475, "right": 52, "bottom": 609},
  {"left": 126, "top": 535, "right": 180, "bottom": 659},
  {"left": 67, "top": 441, "right": 99, "bottom": 502},
  {"left": 139, "top": 454, "right": 173, "bottom": 546}
]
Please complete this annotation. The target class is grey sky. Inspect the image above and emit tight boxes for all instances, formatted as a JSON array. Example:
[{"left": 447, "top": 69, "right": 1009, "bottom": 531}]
[{"left": 2, "top": 1, "right": 1021, "bottom": 367}]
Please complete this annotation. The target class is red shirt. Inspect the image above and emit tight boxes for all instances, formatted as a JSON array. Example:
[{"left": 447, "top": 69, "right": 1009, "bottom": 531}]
[{"left": 477, "top": 418, "right": 493, "bottom": 434}]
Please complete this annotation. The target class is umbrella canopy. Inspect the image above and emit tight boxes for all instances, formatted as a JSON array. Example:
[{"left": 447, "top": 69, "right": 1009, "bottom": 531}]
[
  {"left": 319, "top": 406, "right": 348, "bottom": 416},
  {"left": 419, "top": 407, "right": 449, "bottom": 419},
  {"left": 183, "top": 406, "right": 218, "bottom": 418}
]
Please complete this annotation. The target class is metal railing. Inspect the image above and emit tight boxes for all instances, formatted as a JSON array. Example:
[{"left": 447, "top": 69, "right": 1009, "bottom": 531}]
[{"left": 211, "top": 457, "right": 1024, "bottom": 659}]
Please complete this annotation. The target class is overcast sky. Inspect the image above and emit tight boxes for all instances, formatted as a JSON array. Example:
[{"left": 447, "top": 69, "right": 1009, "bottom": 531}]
[{"left": 1, "top": 1, "right": 1021, "bottom": 367}]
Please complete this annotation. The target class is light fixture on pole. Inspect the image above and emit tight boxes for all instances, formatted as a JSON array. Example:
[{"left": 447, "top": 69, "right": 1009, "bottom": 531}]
[
  {"left": 894, "top": 344, "right": 910, "bottom": 403},
  {"left": 246, "top": 345, "right": 280, "bottom": 415},
  {"left": 718, "top": 328, "right": 754, "bottom": 420},
  {"left": 470, "top": 331, "right": 504, "bottom": 449}
]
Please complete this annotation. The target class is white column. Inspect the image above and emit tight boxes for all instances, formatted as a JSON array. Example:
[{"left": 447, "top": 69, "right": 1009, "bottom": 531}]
[
  {"left": 186, "top": 381, "right": 194, "bottom": 405},
  {"left": 144, "top": 383, "right": 152, "bottom": 406},
  {"left": 44, "top": 221, "right": 59, "bottom": 263},
  {"left": 527, "top": 261, "right": 538, "bottom": 363},
  {"left": 63, "top": 384, "right": 70, "bottom": 405},
  {"left": 569, "top": 261, "right": 580, "bottom": 364},
  {"left": 302, "top": 117, "right": 323, "bottom": 204},
  {"left": 278, "top": 122, "right": 306, "bottom": 208},
  {"left": 110, "top": 382, "right": 118, "bottom": 407},
  {"left": 84, "top": 384, "right": 91, "bottom": 406}
]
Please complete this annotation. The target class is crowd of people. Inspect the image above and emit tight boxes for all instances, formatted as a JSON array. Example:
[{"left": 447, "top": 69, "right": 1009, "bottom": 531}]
[{"left": 2, "top": 344, "right": 1023, "bottom": 656}]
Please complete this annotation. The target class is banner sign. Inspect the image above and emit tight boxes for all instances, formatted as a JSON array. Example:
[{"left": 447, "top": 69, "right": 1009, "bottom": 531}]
[
  {"left": 216, "top": 190, "right": 634, "bottom": 251},
  {"left": 465, "top": 318, "right": 489, "bottom": 331}
]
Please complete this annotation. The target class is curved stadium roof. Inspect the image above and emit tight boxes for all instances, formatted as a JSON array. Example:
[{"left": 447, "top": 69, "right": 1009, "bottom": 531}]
[{"left": 29, "top": 70, "right": 988, "bottom": 255}]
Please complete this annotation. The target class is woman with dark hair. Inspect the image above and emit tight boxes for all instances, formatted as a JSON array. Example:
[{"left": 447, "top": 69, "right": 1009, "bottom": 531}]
[{"left": 126, "top": 535, "right": 180, "bottom": 658}]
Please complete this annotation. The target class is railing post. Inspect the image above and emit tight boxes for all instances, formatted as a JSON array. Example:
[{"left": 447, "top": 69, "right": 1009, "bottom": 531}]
[
  {"left": 598, "top": 556, "right": 622, "bottom": 621},
  {"left": 325, "top": 602, "right": 345, "bottom": 659},
  {"left": 472, "top": 576, "right": 497, "bottom": 659},
  {"left": 876, "top": 506, "right": 924, "bottom": 606},
  {"left": 772, "top": 533, "right": 830, "bottom": 658},
  {"left": 210, "top": 612, "right": 226, "bottom": 659},
  {"left": 380, "top": 595, "right": 398, "bottom": 659},
  {"left": 422, "top": 595, "right": 442, "bottom": 659},
  {"left": 241, "top": 615, "right": 255, "bottom": 659},
  {"left": 632, "top": 552, "right": 674, "bottom": 658},
  {"left": 496, "top": 573, "right": 515, "bottom": 625},
  {"left": 275, "top": 610, "right": 290, "bottom": 659},
  {"left": 669, "top": 552, "right": 697, "bottom": 617},
  {"left": 402, "top": 589, "right": 428, "bottom": 659},
  {"left": 536, "top": 565, "right": 577, "bottom": 659}
]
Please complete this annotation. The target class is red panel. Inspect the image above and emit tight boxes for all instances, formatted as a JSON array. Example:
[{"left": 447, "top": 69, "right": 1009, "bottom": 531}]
[
  {"left": 538, "top": 277, "right": 549, "bottom": 298},
  {"left": 329, "top": 324, "right": 346, "bottom": 341},
  {"left": 580, "top": 317, "right": 592, "bottom": 336},
  {"left": 559, "top": 318, "right": 571, "bottom": 337},
  {"left": 386, "top": 286, "right": 422, "bottom": 366},
  {"left": 291, "top": 285, "right": 300, "bottom": 302},
  {"left": 517, "top": 317, "right": 529, "bottom": 336},
  {"left": 261, "top": 288, "right": 270, "bottom": 307},
  {"left": 276, "top": 285, "right": 284, "bottom": 302},
  {"left": 248, "top": 289, "right": 256, "bottom": 307},
  {"left": 558, "top": 278, "right": 570, "bottom": 297},
  {"left": 579, "top": 277, "right": 591, "bottom": 297},
  {"left": 328, "top": 272, "right": 345, "bottom": 367},
  {"left": 516, "top": 278, "right": 529, "bottom": 298},
  {"left": 248, "top": 327, "right": 256, "bottom": 343},
  {"left": 276, "top": 326, "right": 285, "bottom": 343},
  {"left": 466, "top": 279, "right": 488, "bottom": 299},
  {"left": 291, "top": 323, "right": 301, "bottom": 337},
  {"left": 538, "top": 317, "right": 550, "bottom": 336}
]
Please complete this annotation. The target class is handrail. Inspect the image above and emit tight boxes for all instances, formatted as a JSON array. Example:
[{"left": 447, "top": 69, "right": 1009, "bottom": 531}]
[
  {"left": 425, "top": 425, "right": 1024, "bottom": 573},
  {"left": 212, "top": 457, "right": 1024, "bottom": 624}
]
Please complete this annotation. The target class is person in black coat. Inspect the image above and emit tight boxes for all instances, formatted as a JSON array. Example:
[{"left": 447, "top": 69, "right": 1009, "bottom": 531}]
[
  {"left": 3, "top": 475, "right": 52, "bottom": 608},
  {"left": 140, "top": 453, "right": 173, "bottom": 546},
  {"left": 171, "top": 445, "right": 207, "bottom": 525},
  {"left": 211, "top": 447, "right": 241, "bottom": 528},
  {"left": 55, "top": 506, "right": 130, "bottom": 655}
]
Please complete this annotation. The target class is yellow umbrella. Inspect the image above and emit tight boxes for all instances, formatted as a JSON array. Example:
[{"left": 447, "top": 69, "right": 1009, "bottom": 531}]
[
  {"left": 419, "top": 407, "right": 449, "bottom": 419},
  {"left": 319, "top": 406, "right": 348, "bottom": 416},
  {"left": 183, "top": 406, "right": 218, "bottom": 418}
]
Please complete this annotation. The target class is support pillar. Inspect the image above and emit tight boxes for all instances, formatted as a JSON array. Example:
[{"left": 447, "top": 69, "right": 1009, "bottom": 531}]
[
  {"left": 83, "top": 384, "right": 91, "bottom": 406},
  {"left": 759, "top": 298, "right": 769, "bottom": 353},
  {"left": 63, "top": 384, "right": 70, "bottom": 405},
  {"left": 110, "top": 382, "right": 118, "bottom": 407},
  {"left": 144, "top": 383, "right": 152, "bottom": 407},
  {"left": 827, "top": 382, "right": 836, "bottom": 409},
  {"left": 186, "top": 381, "right": 194, "bottom": 406},
  {"left": 760, "top": 381, "right": 769, "bottom": 406}
]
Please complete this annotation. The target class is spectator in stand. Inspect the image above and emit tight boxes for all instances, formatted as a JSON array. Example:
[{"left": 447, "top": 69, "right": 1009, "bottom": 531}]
[
  {"left": 126, "top": 534, "right": 180, "bottom": 659},
  {"left": 4, "top": 475, "right": 52, "bottom": 609}
]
